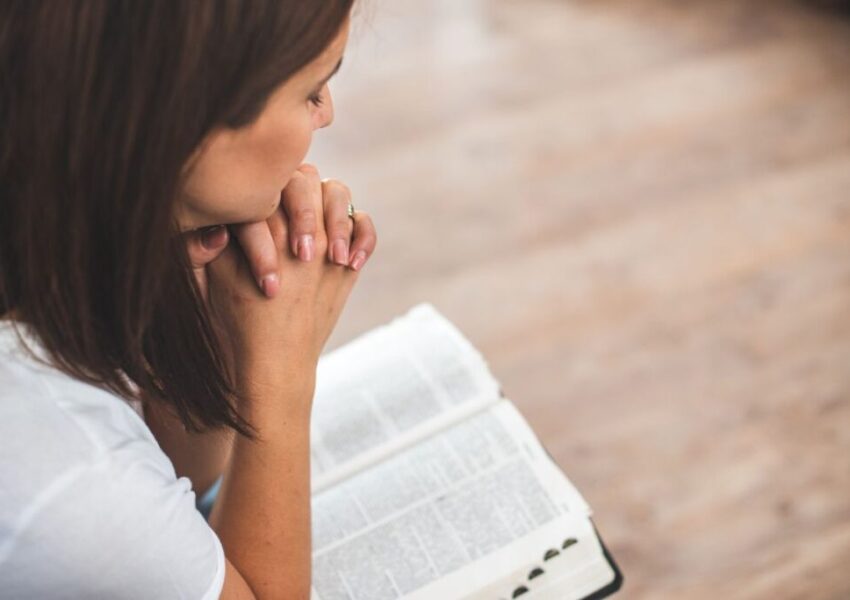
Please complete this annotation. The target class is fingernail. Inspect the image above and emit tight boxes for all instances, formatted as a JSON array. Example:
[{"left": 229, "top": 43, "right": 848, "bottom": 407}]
[
  {"left": 260, "top": 274, "right": 279, "bottom": 297},
  {"left": 201, "top": 226, "right": 227, "bottom": 250},
  {"left": 332, "top": 239, "right": 349, "bottom": 265},
  {"left": 298, "top": 235, "right": 314, "bottom": 262},
  {"left": 350, "top": 250, "right": 367, "bottom": 271}
]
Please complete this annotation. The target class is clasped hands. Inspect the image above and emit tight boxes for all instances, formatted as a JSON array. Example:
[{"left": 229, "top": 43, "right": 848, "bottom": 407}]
[{"left": 183, "top": 164, "right": 376, "bottom": 301}]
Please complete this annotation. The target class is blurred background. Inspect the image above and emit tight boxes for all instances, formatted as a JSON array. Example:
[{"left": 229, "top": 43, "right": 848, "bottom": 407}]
[{"left": 310, "top": 1, "right": 850, "bottom": 598}]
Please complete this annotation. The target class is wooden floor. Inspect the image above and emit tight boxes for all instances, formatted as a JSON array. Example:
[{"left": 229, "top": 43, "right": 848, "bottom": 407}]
[{"left": 310, "top": 1, "right": 850, "bottom": 598}]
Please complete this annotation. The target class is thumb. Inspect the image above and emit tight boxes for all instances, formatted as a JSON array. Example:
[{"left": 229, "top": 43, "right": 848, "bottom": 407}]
[
  {"left": 184, "top": 225, "right": 229, "bottom": 300},
  {"left": 186, "top": 225, "right": 229, "bottom": 267}
]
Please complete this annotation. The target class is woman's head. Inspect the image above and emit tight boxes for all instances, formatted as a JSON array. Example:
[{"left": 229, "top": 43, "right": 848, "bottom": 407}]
[
  {"left": 0, "top": 0, "right": 353, "bottom": 435},
  {"left": 177, "top": 15, "right": 348, "bottom": 230}
]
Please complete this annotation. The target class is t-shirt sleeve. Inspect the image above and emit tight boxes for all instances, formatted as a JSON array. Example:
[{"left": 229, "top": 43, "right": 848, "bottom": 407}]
[{"left": 1, "top": 453, "right": 225, "bottom": 600}]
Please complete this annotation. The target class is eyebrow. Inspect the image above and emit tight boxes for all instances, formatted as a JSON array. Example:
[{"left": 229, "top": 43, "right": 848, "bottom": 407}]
[{"left": 317, "top": 58, "right": 344, "bottom": 87}]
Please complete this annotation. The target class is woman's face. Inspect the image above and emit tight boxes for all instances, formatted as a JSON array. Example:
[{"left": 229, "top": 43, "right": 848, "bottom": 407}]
[{"left": 175, "top": 20, "right": 350, "bottom": 231}]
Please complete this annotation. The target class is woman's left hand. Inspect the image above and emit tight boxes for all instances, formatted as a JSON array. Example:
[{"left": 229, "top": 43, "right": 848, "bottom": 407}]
[{"left": 183, "top": 165, "right": 376, "bottom": 300}]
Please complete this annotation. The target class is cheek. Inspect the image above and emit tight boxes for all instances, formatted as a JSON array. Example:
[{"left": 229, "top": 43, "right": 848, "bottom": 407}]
[
  {"left": 242, "top": 116, "right": 314, "bottom": 206},
  {"left": 274, "top": 120, "right": 313, "bottom": 185},
  {"left": 178, "top": 116, "right": 314, "bottom": 228}
]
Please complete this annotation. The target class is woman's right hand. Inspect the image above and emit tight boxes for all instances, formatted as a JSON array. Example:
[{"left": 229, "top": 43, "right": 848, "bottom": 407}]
[{"left": 206, "top": 166, "right": 371, "bottom": 399}]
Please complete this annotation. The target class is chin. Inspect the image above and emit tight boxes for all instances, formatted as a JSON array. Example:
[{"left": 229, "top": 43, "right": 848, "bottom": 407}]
[
  {"left": 243, "top": 193, "right": 282, "bottom": 223},
  {"left": 175, "top": 190, "right": 282, "bottom": 231},
  {"left": 209, "top": 193, "right": 282, "bottom": 227}
]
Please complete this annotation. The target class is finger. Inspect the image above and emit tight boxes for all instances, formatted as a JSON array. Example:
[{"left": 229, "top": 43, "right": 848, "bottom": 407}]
[
  {"left": 205, "top": 238, "right": 255, "bottom": 297},
  {"left": 281, "top": 169, "right": 321, "bottom": 262},
  {"left": 232, "top": 221, "right": 280, "bottom": 298},
  {"left": 266, "top": 192, "right": 289, "bottom": 254},
  {"left": 185, "top": 225, "right": 229, "bottom": 269},
  {"left": 183, "top": 226, "right": 229, "bottom": 301},
  {"left": 347, "top": 211, "right": 377, "bottom": 272},
  {"left": 205, "top": 236, "right": 239, "bottom": 278},
  {"left": 321, "top": 179, "right": 354, "bottom": 266}
]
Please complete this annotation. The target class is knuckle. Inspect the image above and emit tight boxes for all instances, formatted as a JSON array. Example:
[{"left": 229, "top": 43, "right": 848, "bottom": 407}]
[
  {"left": 328, "top": 217, "right": 351, "bottom": 238},
  {"left": 287, "top": 170, "right": 307, "bottom": 187},
  {"left": 268, "top": 218, "right": 287, "bottom": 250},
  {"left": 293, "top": 206, "right": 317, "bottom": 227},
  {"left": 298, "top": 163, "right": 320, "bottom": 177},
  {"left": 246, "top": 246, "right": 273, "bottom": 272},
  {"left": 363, "top": 231, "right": 378, "bottom": 251},
  {"left": 358, "top": 216, "right": 377, "bottom": 241},
  {"left": 324, "top": 179, "right": 350, "bottom": 197},
  {"left": 353, "top": 230, "right": 377, "bottom": 254},
  {"left": 362, "top": 220, "right": 378, "bottom": 245}
]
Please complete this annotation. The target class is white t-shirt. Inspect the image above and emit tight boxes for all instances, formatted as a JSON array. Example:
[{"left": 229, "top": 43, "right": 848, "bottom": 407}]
[{"left": 0, "top": 320, "right": 225, "bottom": 599}]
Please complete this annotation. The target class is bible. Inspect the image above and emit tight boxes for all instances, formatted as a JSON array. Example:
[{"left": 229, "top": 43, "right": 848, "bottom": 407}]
[{"left": 310, "top": 304, "right": 623, "bottom": 600}]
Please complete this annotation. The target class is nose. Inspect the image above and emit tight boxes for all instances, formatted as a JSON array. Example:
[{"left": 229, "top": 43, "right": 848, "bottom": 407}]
[{"left": 316, "top": 85, "right": 334, "bottom": 129}]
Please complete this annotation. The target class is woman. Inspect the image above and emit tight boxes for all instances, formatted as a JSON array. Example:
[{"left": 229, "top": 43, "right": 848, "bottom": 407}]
[{"left": 0, "top": 2, "right": 375, "bottom": 598}]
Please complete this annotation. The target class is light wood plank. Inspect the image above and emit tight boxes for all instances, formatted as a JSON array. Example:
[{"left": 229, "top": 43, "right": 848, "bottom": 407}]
[{"left": 312, "top": 1, "right": 850, "bottom": 597}]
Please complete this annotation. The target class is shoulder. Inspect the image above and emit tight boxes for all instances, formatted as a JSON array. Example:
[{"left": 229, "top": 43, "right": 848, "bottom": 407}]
[
  {"left": 0, "top": 446, "right": 225, "bottom": 599},
  {"left": 0, "top": 322, "right": 225, "bottom": 599},
  {"left": 0, "top": 320, "right": 164, "bottom": 489}
]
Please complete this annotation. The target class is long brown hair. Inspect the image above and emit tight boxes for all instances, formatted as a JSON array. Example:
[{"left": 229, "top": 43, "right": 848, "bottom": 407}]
[{"left": 0, "top": 1, "right": 353, "bottom": 437}]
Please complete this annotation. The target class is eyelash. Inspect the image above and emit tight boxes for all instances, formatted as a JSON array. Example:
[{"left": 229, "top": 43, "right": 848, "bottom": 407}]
[{"left": 309, "top": 90, "right": 325, "bottom": 107}]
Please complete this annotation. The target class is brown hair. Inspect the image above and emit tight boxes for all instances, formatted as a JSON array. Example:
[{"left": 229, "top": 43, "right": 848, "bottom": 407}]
[{"left": 0, "top": 1, "right": 353, "bottom": 437}]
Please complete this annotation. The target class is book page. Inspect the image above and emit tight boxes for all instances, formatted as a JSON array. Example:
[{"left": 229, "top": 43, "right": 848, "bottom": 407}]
[
  {"left": 519, "top": 550, "right": 617, "bottom": 600},
  {"left": 427, "top": 515, "right": 613, "bottom": 600},
  {"left": 311, "top": 304, "right": 501, "bottom": 492},
  {"left": 310, "top": 401, "right": 594, "bottom": 600}
]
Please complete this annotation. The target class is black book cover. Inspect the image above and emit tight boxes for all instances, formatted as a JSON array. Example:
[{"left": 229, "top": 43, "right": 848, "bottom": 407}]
[
  {"left": 580, "top": 523, "right": 623, "bottom": 600},
  {"left": 534, "top": 425, "right": 624, "bottom": 599}
]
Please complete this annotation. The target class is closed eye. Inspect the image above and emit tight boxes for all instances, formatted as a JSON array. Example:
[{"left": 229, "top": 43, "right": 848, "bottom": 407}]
[
  {"left": 308, "top": 57, "right": 343, "bottom": 107},
  {"left": 309, "top": 89, "right": 325, "bottom": 107}
]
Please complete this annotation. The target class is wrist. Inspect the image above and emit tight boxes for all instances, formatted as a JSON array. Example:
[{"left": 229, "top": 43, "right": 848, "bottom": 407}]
[{"left": 233, "top": 360, "right": 316, "bottom": 421}]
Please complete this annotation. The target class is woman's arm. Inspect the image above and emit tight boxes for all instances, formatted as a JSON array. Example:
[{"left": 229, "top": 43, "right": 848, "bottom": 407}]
[
  {"left": 211, "top": 372, "right": 316, "bottom": 600},
  {"left": 159, "top": 164, "right": 365, "bottom": 499},
  {"left": 143, "top": 396, "right": 234, "bottom": 498},
  {"left": 206, "top": 167, "right": 373, "bottom": 600}
]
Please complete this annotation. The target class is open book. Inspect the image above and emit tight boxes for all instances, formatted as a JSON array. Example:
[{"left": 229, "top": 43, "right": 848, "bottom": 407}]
[{"left": 309, "top": 304, "right": 623, "bottom": 600}]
